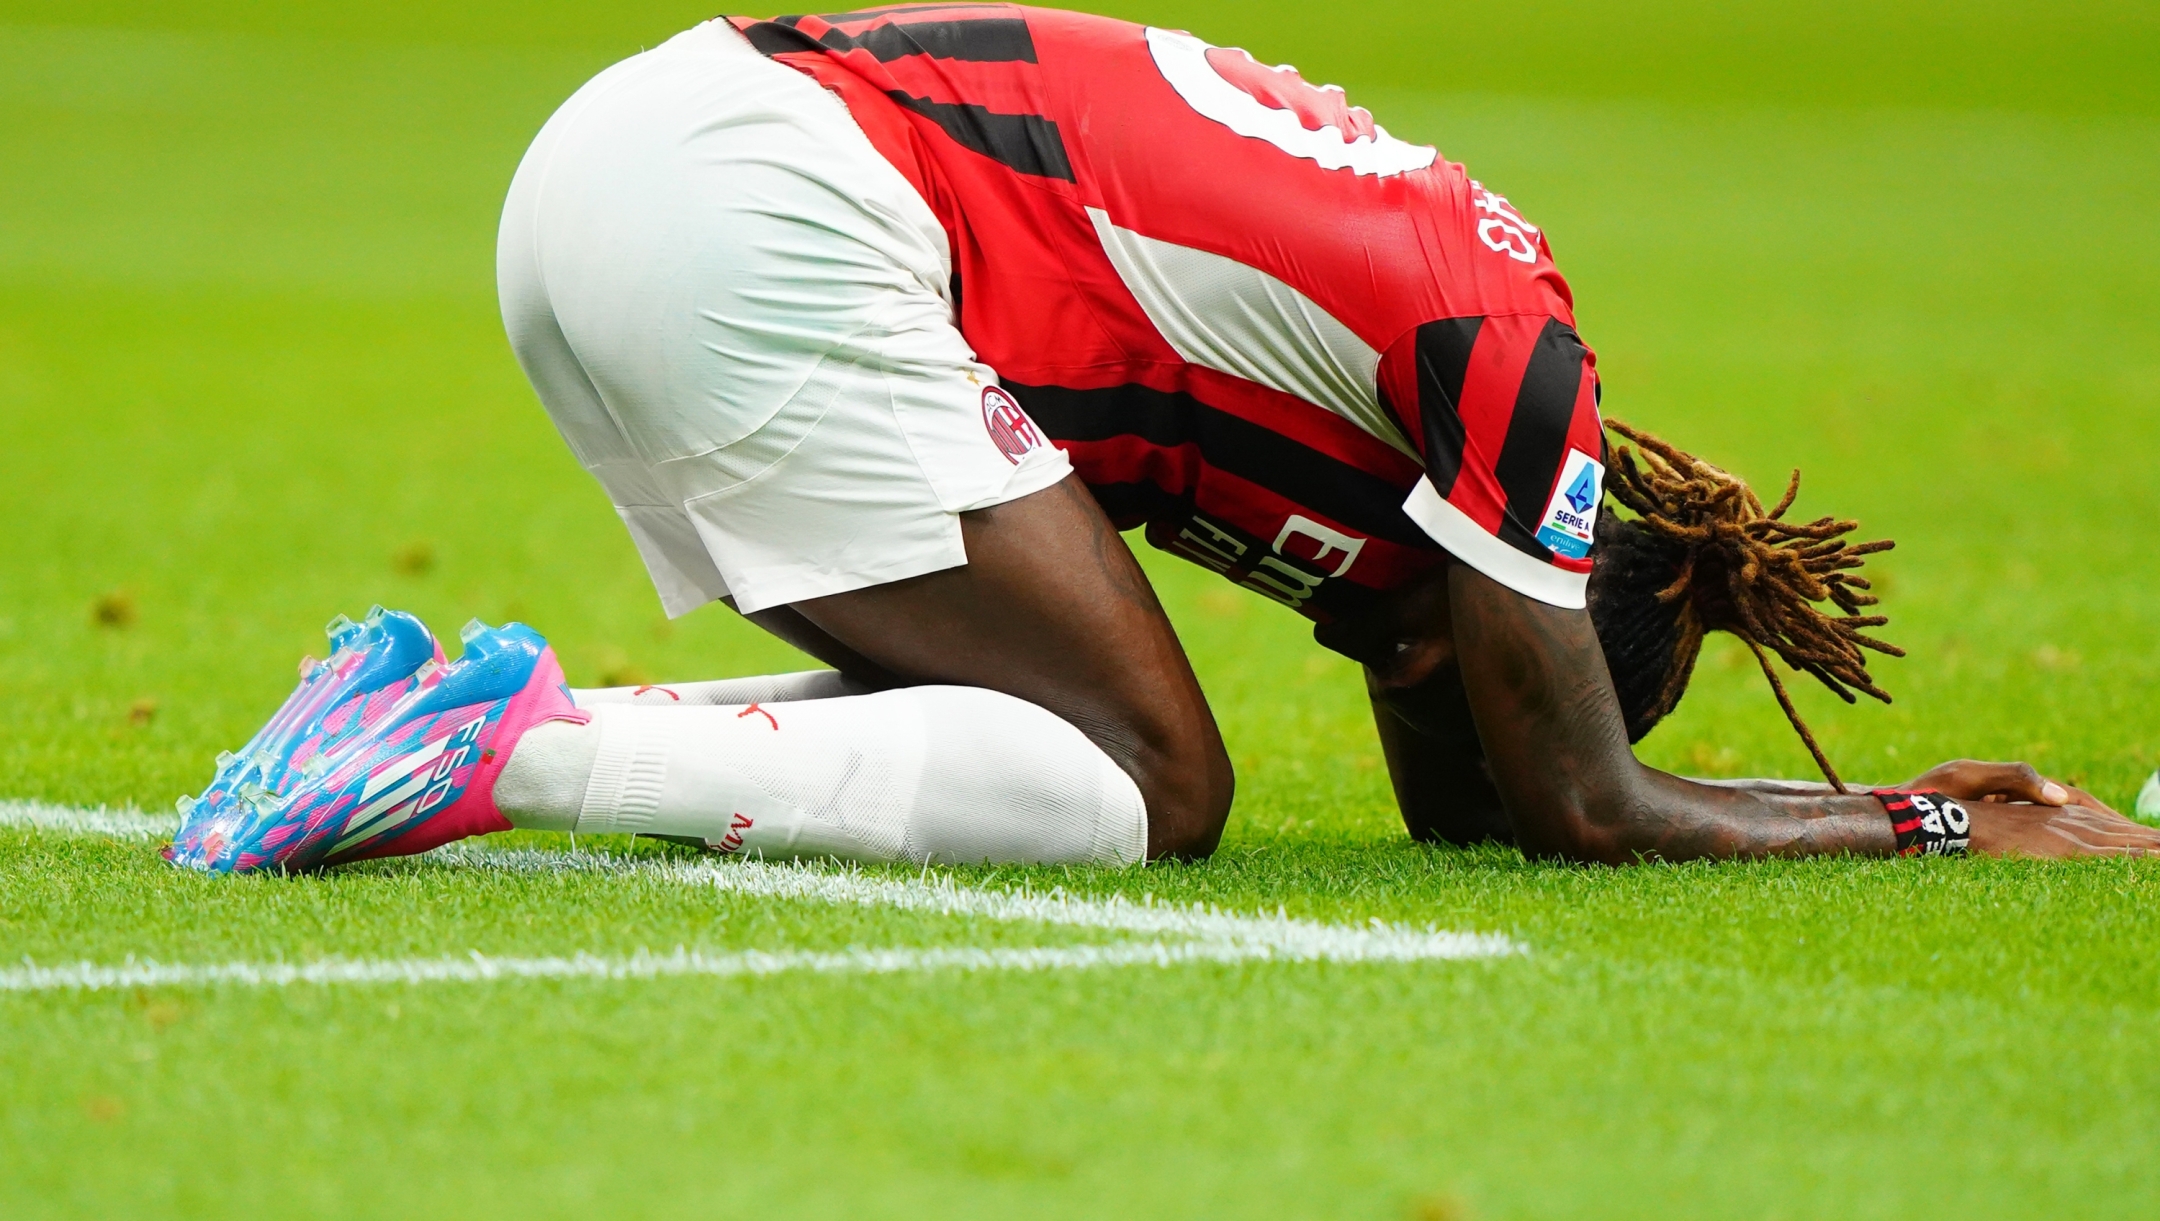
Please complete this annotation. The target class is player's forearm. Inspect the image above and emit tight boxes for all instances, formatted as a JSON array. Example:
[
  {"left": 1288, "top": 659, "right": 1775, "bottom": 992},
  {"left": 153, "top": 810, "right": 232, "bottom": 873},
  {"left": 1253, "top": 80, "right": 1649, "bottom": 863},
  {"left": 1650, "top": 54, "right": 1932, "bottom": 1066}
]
[
  {"left": 1587, "top": 768, "right": 1896, "bottom": 861},
  {"left": 1449, "top": 565, "right": 1896, "bottom": 863},
  {"left": 1691, "top": 777, "right": 1865, "bottom": 796},
  {"left": 1367, "top": 667, "right": 1512, "bottom": 846},
  {"left": 1481, "top": 713, "right": 1899, "bottom": 863}
]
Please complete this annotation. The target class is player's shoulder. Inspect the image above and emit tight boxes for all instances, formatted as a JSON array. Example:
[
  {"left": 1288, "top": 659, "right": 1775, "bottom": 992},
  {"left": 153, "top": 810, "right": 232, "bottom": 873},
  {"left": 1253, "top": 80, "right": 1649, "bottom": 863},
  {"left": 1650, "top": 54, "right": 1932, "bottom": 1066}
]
[{"left": 1424, "top": 171, "right": 1579, "bottom": 327}]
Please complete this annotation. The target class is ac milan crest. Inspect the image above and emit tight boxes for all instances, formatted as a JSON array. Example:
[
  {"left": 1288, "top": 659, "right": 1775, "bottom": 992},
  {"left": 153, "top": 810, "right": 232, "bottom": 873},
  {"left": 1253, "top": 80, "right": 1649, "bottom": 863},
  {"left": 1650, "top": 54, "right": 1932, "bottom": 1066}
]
[{"left": 980, "top": 385, "right": 1044, "bottom": 463}]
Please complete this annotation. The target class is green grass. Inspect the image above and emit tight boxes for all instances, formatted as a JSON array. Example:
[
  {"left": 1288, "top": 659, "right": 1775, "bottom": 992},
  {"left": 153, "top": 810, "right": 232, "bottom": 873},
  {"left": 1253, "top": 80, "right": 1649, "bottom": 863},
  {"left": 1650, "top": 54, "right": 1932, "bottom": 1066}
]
[{"left": 2, "top": 3, "right": 2157, "bottom": 1217}]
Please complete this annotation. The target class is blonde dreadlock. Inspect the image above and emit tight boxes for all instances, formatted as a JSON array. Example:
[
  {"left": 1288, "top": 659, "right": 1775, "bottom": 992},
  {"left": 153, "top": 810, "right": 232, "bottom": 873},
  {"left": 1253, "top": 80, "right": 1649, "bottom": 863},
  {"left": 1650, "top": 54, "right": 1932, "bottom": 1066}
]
[{"left": 1588, "top": 419, "right": 1901, "bottom": 792}]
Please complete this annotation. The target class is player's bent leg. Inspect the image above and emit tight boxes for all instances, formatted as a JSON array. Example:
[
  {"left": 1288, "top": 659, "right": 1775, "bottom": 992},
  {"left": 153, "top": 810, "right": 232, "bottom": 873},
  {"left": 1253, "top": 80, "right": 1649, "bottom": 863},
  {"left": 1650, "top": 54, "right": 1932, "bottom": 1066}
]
[
  {"left": 501, "top": 478, "right": 1233, "bottom": 862},
  {"left": 499, "top": 477, "right": 1234, "bottom": 862},
  {"left": 763, "top": 477, "right": 1235, "bottom": 860},
  {"left": 497, "top": 685, "right": 1147, "bottom": 865}
]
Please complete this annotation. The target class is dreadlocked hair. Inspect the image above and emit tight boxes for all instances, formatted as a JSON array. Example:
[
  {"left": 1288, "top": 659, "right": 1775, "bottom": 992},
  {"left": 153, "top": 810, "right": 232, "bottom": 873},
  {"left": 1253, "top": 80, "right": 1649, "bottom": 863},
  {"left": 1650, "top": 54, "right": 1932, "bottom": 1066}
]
[{"left": 1584, "top": 420, "right": 1902, "bottom": 792}]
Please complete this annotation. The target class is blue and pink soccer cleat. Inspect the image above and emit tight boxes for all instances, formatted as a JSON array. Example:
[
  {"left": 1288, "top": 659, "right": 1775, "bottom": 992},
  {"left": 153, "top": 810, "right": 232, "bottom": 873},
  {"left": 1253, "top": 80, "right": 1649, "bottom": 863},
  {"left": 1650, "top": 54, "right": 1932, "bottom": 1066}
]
[{"left": 167, "top": 609, "right": 587, "bottom": 873}]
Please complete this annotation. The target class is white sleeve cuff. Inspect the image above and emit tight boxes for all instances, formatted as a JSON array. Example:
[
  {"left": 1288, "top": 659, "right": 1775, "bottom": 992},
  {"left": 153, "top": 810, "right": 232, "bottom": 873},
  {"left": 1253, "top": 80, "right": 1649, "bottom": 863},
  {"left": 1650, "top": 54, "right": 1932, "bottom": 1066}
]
[{"left": 1402, "top": 477, "right": 1589, "bottom": 610}]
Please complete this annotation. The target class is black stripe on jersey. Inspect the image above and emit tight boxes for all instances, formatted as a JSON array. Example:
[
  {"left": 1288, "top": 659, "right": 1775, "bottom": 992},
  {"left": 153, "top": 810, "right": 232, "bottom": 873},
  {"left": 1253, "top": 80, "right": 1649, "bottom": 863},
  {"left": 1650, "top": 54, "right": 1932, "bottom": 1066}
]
[
  {"left": 884, "top": 92, "right": 1074, "bottom": 180},
  {"left": 1412, "top": 316, "right": 1481, "bottom": 497},
  {"left": 1492, "top": 317, "right": 1589, "bottom": 560},
  {"left": 739, "top": 20, "right": 825, "bottom": 56},
  {"left": 1084, "top": 481, "right": 1180, "bottom": 532},
  {"left": 776, "top": 13, "right": 1037, "bottom": 61},
  {"left": 1008, "top": 381, "right": 1430, "bottom": 548}
]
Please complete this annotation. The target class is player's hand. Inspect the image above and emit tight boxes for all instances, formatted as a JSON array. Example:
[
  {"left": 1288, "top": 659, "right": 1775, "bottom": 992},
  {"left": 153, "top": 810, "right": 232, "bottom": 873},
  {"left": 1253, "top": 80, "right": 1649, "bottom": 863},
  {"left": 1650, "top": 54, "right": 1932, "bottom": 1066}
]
[
  {"left": 1899, "top": 759, "right": 2119, "bottom": 817},
  {"left": 1894, "top": 759, "right": 2150, "bottom": 856},
  {"left": 1964, "top": 800, "right": 2160, "bottom": 858}
]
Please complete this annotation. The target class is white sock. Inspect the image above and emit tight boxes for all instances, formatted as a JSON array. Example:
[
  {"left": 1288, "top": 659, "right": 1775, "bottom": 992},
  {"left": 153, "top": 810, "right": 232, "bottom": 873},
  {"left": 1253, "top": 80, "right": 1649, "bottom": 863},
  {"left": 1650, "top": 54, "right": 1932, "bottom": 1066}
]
[
  {"left": 495, "top": 685, "right": 1147, "bottom": 866},
  {"left": 572, "top": 669, "right": 869, "bottom": 707}
]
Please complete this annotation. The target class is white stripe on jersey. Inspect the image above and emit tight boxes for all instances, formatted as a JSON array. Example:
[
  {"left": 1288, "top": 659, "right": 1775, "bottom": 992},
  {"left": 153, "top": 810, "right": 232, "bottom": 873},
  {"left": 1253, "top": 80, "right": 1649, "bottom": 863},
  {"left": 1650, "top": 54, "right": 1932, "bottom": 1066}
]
[{"left": 1086, "top": 207, "right": 1416, "bottom": 462}]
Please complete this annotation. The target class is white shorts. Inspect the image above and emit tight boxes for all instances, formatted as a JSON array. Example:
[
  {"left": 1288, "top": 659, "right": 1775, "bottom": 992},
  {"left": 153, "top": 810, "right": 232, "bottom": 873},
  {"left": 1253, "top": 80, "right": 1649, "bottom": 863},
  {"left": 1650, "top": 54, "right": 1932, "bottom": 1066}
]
[{"left": 497, "top": 20, "right": 1070, "bottom": 616}]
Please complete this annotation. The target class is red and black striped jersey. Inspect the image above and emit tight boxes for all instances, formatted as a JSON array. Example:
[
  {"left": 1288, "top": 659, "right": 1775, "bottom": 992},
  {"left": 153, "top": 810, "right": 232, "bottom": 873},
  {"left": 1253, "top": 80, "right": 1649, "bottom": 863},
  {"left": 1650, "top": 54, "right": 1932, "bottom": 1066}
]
[{"left": 731, "top": 5, "right": 1606, "bottom": 620}]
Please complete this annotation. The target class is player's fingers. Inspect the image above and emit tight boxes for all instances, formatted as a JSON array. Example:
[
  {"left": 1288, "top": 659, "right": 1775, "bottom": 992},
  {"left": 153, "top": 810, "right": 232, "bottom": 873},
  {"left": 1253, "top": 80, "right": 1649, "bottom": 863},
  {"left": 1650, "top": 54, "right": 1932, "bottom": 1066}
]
[
  {"left": 1912, "top": 760, "right": 2065, "bottom": 803},
  {"left": 1950, "top": 761, "right": 2069, "bottom": 805},
  {"left": 2049, "top": 807, "right": 2160, "bottom": 852},
  {"left": 2062, "top": 786, "right": 2122, "bottom": 817},
  {"left": 2037, "top": 817, "right": 2130, "bottom": 856}
]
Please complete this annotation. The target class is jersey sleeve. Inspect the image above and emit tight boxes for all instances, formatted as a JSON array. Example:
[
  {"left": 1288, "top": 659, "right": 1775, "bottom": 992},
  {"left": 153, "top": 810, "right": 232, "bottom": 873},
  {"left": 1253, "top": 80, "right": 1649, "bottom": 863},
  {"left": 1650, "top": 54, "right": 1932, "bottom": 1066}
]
[{"left": 1377, "top": 313, "right": 1605, "bottom": 609}]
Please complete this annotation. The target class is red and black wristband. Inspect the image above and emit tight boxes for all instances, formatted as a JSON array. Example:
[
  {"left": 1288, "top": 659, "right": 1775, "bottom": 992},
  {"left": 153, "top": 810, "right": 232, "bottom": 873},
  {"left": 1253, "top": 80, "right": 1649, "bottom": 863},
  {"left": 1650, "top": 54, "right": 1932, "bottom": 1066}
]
[{"left": 1876, "top": 790, "right": 1972, "bottom": 857}]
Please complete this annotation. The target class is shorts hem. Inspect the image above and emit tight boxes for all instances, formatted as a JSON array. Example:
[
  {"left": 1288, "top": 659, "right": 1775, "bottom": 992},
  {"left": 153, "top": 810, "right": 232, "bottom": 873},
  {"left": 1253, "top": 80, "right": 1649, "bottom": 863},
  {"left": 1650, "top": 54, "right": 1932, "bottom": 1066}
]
[
  {"left": 952, "top": 449, "right": 1072, "bottom": 513},
  {"left": 725, "top": 532, "right": 972, "bottom": 615}
]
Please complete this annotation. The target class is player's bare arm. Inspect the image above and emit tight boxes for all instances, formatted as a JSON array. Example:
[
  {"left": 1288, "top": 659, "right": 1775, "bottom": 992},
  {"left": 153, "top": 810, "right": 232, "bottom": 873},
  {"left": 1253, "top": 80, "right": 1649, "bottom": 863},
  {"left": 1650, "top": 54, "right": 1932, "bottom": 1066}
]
[
  {"left": 1354, "top": 564, "right": 2159, "bottom": 861},
  {"left": 1450, "top": 563, "right": 1892, "bottom": 861},
  {"left": 1460, "top": 566, "right": 2160, "bottom": 860},
  {"left": 1338, "top": 421, "right": 2156, "bottom": 859},
  {"left": 1364, "top": 660, "right": 1511, "bottom": 846},
  {"left": 1352, "top": 530, "right": 2158, "bottom": 859}
]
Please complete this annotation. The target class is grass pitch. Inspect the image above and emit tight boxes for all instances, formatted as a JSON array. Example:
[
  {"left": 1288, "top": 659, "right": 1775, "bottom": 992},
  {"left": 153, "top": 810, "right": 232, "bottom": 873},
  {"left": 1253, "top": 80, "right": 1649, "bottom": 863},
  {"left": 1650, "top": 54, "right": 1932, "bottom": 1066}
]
[{"left": 2, "top": 3, "right": 2158, "bottom": 1217}]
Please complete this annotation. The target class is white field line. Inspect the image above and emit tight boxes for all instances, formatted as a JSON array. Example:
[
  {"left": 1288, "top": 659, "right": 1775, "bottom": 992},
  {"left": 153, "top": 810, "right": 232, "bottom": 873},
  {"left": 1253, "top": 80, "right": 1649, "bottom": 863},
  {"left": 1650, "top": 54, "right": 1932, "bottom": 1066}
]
[
  {"left": 2, "top": 804, "right": 1523, "bottom": 992},
  {"left": 0, "top": 936, "right": 1493, "bottom": 994},
  {"left": 0, "top": 801, "right": 177, "bottom": 839},
  {"left": 436, "top": 849, "right": 1517, "bottom": 963}
]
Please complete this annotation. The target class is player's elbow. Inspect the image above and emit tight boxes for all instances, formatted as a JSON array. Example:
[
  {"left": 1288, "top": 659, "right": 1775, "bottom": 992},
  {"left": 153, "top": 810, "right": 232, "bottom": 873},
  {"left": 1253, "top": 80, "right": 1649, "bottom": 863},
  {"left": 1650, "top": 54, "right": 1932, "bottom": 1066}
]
[{"left": 1507, "top": 777, "right": 1658, "bottom": 865}]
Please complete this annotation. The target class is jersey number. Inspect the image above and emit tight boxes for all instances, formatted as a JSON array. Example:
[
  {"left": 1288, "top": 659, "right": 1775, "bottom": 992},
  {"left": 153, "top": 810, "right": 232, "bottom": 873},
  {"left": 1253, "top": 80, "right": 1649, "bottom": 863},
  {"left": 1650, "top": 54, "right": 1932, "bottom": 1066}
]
[{"left": 1145, "top": 27, "right": 1436, "bottom": 178}]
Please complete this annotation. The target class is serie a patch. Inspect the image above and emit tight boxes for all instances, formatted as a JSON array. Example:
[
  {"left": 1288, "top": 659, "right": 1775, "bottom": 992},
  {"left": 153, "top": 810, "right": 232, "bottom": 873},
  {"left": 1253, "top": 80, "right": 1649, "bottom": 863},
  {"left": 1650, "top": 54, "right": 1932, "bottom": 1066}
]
[{"left": 1534, "top": 449, "right": 1603, "bottom": 560}]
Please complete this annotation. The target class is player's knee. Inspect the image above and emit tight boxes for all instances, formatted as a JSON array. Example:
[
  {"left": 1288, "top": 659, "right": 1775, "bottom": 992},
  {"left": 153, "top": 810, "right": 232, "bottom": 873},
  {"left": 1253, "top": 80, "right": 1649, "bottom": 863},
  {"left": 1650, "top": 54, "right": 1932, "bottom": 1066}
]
[{"left": 1130, "top": 730, "right": 1234, "bottom": 862}]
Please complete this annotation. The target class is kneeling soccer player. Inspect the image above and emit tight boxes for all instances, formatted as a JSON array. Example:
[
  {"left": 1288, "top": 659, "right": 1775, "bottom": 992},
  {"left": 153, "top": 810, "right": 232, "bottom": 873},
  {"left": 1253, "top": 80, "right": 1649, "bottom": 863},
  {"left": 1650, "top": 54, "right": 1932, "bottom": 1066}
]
[{"left": 169, "top": 7, "right": 2160, "bottom": 873}]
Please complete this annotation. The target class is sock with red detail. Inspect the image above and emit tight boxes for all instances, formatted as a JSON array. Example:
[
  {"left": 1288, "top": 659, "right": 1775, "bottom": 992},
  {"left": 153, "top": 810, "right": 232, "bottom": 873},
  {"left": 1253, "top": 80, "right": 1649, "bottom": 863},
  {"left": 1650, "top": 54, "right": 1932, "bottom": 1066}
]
[
  {"left": 494, "top": 683, "right": 1147, "bottom": 866},
  {"left": 571, "top": 669, "right": 869, "bottom": 707}
]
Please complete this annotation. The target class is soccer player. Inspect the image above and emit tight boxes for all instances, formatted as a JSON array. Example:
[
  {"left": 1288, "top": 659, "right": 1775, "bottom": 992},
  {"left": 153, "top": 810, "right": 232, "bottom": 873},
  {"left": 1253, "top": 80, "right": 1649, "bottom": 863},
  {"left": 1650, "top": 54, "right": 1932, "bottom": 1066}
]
[{"left": 169, "top": 7, "right": 2159, "bottom": 873}]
